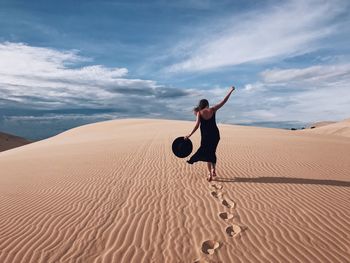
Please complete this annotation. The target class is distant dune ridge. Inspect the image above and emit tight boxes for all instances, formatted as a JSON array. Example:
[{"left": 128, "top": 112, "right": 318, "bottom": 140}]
[
  {"left": 304, "top": 118, "right": 350, "bottom": 137},
  {"left": 0, "top": 119, "right": 349, "bottom": 262},
  {"left": 0, "top": 132, "right": 31, "bottom": 152},
  {"left": 307, "top": 121, "right": 336, "bottom": 129}
]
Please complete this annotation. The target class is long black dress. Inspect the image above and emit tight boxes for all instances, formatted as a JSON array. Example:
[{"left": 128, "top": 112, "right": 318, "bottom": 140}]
[{"left": 187, "top": 110, "right": 220, "bottom": 164}]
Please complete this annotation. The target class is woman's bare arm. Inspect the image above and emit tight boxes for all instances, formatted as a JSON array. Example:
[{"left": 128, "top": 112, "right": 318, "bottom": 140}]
[
  {"left": 184, "top": 111, "right": 200, "bottom": 139},
  {"left": 212, "top": 86, "right": 235, "bottom": 112}
]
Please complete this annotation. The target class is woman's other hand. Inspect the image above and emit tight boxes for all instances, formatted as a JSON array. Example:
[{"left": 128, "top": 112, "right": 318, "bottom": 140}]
[{"left": 184, "top": 135, "right": 190, "bottom": 140}]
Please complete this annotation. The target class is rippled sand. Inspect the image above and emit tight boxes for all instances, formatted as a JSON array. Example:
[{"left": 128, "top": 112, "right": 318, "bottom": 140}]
[{"left": 0, "top": 119, "right": 349, "bottom": 262}]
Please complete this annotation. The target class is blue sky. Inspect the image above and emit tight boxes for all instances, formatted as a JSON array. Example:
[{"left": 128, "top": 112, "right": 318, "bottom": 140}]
[{"left": 0, "top": 0, "right": 350, "bottom": 139}]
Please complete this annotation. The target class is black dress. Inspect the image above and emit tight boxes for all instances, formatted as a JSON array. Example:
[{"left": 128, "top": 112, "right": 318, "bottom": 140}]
[{"left": 187, "top": 111, "right": 220, "bottom": 164}]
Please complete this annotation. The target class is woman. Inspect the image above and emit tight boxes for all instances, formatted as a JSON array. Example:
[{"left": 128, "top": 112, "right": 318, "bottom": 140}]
[{"left": 184, "top": 86, "right": 235, "bottom": 182}]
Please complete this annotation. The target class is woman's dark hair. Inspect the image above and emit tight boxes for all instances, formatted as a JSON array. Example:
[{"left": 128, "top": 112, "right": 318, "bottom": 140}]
[{"left": 193, "top": 99, "right": 209, "bottom": 113}]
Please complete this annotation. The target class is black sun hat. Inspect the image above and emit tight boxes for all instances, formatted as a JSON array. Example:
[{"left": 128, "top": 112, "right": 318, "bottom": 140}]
[{"left": 172, "top": 136, "right": 193, "bottom": 158}]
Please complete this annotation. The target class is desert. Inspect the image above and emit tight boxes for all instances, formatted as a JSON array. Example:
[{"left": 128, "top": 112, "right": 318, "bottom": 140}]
[{"left": 1, "top": 118, "right": 349, "bottom": 262}]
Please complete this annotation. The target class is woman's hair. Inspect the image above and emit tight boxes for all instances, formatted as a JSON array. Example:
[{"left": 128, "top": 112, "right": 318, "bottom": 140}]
[{"left": 193, "top": 99, "right": 209, "bottom": 113}]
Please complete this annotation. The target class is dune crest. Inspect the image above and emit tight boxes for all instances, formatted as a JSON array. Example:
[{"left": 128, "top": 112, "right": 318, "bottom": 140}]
[
  {"left": 303, "top": 118, "right": 350, "bottom": 138},
  {"left": 0, "top": 118, "right": 350, "bottom": 262}
]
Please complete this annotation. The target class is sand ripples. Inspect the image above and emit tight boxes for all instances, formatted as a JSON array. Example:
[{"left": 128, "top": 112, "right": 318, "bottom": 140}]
[{"left": 0, "top": 119, "right": 349, "bottom": 262}]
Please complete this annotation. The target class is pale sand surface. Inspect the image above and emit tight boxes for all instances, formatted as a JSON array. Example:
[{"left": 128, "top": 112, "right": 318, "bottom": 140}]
[
  {"left": 0, "top": 119, "right": 349, "bottom": 262},
  {"left": 306, "top": 121, "right": 336, "bottom": 129},
  {"left": 303, "top": 118, "right": 350, "bottom": 138},
  {"left": 0, "top": 132, "right": 31, "bottom": 152}
]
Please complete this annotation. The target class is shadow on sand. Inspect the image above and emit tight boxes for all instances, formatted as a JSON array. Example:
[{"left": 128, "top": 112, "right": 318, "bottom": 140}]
[{"left": 214, "top": 176, "right": 350, "bottom": 187}]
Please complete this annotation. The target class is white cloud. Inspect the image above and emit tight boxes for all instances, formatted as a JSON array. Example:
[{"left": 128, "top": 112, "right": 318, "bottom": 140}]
[
  {"left": 243, "top": 110, "right": 277, "bottom": 119},
  {"left": 261, "top": 64, "right": 350, "bottom": 85},
  {"left": 243, "top": 82, "right": 265, "bottom": 92},
  {"left": 240, "top": 63, "right": 350, "bottom": 123},
  {"left": 1, "top": 41, "right": 348, "bottom": 137},
  {"left": 3, "top": 113, "right": 120, "bottom": 121},
  {"left": 166, "top": 0, "right": 346, "bottom": 73},
  {"left": 0, "top": 42, "right": 190, "bottom": 111}
]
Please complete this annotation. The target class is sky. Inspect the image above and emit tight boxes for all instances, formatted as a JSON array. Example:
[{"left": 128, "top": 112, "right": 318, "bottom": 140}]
[{"left": 0, "top": 0, "right": 350, "bottom": 140}]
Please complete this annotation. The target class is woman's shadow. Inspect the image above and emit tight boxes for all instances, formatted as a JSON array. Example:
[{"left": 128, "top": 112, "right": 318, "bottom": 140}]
[{"left": 214, "top": 176, "right": 350, "bottom": 187}]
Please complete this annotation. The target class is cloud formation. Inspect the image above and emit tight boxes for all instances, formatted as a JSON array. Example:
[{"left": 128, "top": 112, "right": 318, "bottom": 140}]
[
  {"left": 261, "top": 64, "right": 350, "bottom": 85},
  {"left": 1, "top": 42, "right": 348, "bottom": 136},
  {"left": 0, "top": 42, "right": 191, "bottom": 112},
  {"left": 166, "top": 0, "right": 346, "bottom": 72},
  {"left": 239, "top": 63, "right": 350, "bottom": 123}
]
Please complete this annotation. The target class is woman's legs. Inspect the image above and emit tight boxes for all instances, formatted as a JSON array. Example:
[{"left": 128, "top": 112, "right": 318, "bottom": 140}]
[
  {"left": 212, "top": 162, "right": 216, "bottom": 177},
  {"left": 207, "top": 162, "right": 213, "bottom": 181},
  {"left": 212, "top": 138, "right": 219, "bottom": 177}
]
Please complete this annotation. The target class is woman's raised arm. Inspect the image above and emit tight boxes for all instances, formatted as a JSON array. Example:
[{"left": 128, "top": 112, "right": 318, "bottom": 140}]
[{"left": 212, "top": 86, "right": 235, "bottom": 112}]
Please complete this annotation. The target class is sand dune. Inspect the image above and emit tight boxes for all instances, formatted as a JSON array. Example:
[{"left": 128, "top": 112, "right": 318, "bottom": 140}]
[
  {"left": 0, "top": 132, "right": 31, "bottom": 152},
  {"left": 303, "top": 118, "right": 350, "bottom": 138},
  {"left": 307, "top": 121, "right": 336, "bottom": 129},
  {"left": 0, "top": 119, "right": 350, "bottom": 262}
]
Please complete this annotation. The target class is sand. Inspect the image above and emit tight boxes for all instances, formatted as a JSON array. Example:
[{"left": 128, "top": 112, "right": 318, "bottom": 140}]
[
  {"left": 303, "top": 118, "right": 350, "bottom": 138},
  {"left": 0, "top": 132, "right": 31, "bottom": 152},
  {"left": 307, "top": 121, "right": 336, "bottom": 129},
  {"left": 0, "top": 119, "right": 349, "bottom": 262}
]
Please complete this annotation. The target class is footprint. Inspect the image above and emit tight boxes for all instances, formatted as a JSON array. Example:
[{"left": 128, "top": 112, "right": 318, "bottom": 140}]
[
  {"left": 226, "top": 225, "right": 242, "bottom": 238},
  {"left": 201, "top": 240, "right": 220, "bottom": 255},
  {"left": 219, "top": 212, "right": 234, "bottom": 221},
  {"left": 222, "top": 198, "right": 235, "bottom": 209},
  {"left": 210, "top": 183, "right": 223, "bottom": 190},
  {"left": 210, "top": 191, "right": 223, "bottom": 199}
]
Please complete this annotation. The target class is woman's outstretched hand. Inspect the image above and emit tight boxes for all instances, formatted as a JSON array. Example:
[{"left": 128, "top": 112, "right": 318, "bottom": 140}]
[{"left": 230, "top": 86, "right": 235, "bottom": 92}]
